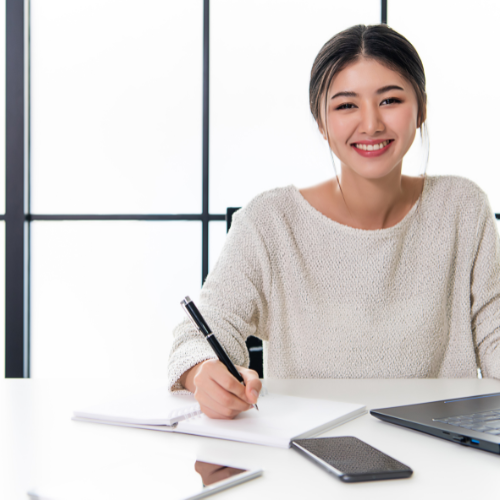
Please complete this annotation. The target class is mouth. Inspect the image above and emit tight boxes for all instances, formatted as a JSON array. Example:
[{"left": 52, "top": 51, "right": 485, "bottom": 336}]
[
  {"left": 351, "top": 139, "right": 394, "bottom": 157},
  {"left": 351, "top": 139, "right": 393, "bottom": 151}
]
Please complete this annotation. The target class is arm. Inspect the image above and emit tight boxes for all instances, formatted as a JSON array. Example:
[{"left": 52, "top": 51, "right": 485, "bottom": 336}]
[
  {"left": 471, "top": 198, "right": 500, "bottom": 379},
  {"left": 168, "top": 208, "right": 271, "bottom": 415}
]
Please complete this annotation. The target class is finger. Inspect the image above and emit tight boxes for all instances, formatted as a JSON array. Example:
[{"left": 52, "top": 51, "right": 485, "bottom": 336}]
[
  {"left": 211, "top": 367, "right": 249, "bottom": 401},
  {"left": 196, "top": 359, "right": 248, "bottom": 401},
  {"left": 193, "top": 385, "right": 235, "bottom": 419},
  {"left": 239, "top": 368, "right": 262, "bottom": 404},
  {"left": 198, "top": 387, "right": 251, "bottom": 419},
  {"left": 199, "top": 376, "right": 253, "bottom": 413},
  {"left": 191, "top": 361, "right": 250, "bottom": 418},
  {"left": 201, "top": 405, "right": 233, "bottom": 420}
]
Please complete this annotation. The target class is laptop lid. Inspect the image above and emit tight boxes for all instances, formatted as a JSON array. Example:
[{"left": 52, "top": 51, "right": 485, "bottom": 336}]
[{"left": 370, "top": 392, "right": 500, "bottom": 454}]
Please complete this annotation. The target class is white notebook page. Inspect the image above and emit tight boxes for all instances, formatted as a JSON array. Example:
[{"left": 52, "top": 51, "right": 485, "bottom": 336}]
[
  {"left": 176, "top": 394, "right": 366, "bottom": 448},
  {"left": 74, "top": 387, "right": 200, "bottom": 426}
]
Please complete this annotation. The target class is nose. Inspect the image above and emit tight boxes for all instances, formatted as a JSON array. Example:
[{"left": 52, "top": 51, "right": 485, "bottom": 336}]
[{"left": 359, "top": 103, "right": 384, "bottom": 136}]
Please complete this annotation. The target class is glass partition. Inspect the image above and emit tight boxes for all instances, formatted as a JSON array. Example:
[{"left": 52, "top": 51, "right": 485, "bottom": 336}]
[
  {"left": 30, "top": 221, "right": 201, "bottom": 378},
  {"left": 30, "top": 0, "right": 203, "bottom": 214},
  {"left": 209, "top": 220, "right": 227, "bottom": 273}
]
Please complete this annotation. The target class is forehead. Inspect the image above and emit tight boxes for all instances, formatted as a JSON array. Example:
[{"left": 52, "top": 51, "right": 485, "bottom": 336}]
[{"left": 330, "top": 57, "right": 409, "bottom": 94}]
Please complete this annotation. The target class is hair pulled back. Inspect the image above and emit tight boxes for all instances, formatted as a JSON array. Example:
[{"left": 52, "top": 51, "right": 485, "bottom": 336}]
[{"left": 310, "top": 24, "right": 427, "bottom": 134}]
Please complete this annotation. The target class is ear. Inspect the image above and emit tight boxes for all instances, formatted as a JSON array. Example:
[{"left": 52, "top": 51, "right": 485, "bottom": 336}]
[
  {"left": 417, "top": 107, "right": 427, "bottom": 129},
  {"left": 317, "top": 122, "right": 328, "bottom": 141}
]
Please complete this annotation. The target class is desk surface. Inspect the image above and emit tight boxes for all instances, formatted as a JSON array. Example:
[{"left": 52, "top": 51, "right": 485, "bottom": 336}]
[{"left": 2, "top": 377, "right": 500, "bottom": 499}]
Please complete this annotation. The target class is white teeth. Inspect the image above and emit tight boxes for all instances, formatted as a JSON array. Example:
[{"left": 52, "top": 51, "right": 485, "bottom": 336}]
[{"left": 354, "top": 140, "right": 391, "bottom": 151}]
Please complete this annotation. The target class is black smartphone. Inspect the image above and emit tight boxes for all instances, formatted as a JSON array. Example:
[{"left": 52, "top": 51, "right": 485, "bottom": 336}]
[{"left": 291, "top": 436, "right": 413, "bottom": 483}]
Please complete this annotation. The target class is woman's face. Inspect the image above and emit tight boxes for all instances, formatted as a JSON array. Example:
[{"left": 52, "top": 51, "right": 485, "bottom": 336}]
[{"left": 320, "top": 57, "right": 420, "bottom": 181}]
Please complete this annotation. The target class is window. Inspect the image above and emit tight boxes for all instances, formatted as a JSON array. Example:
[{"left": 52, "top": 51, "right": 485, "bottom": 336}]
[{"left": 5, "top": 1, "right": 499, "bottom": 377}]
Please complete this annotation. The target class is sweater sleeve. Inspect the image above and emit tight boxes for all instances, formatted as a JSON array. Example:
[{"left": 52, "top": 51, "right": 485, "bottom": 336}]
[
  {"left": 471, "top": 195, "right": 500, "bottom": 379},
  {"left": 167, "top": 207, "right": 272, "bottom": 392}
]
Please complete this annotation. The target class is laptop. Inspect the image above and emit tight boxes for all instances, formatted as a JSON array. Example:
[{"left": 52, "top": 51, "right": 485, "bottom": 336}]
[{"left": 370, "top": 392, "right": 500, "bottom": 454}]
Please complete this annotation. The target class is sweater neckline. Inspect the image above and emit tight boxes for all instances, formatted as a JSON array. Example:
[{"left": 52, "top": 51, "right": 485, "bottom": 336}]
[{"left": 290, "top": 175, "right": 430, "bottom": 236}]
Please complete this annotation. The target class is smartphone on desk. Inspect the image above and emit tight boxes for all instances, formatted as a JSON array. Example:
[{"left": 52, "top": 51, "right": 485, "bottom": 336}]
[{"left": 292, "top": 436, "right": 412, "bottom": 483}]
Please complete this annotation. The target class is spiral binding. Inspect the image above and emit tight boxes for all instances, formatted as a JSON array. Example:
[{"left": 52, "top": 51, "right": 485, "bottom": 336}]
[{"left": 168, "top": 404, "right": 202, "bottom": 423}]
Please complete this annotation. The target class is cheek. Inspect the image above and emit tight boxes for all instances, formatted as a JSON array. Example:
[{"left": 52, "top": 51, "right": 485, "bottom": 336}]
[
  {"left": 389, "top": 106, "right": 418, "bottom": 139},
  {"left": 327, "top": 114, "right": 352, "bottom": 145}
]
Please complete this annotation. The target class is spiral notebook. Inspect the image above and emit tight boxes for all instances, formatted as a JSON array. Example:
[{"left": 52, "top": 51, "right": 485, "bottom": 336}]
[{"left": 73, "top": 386, "right": 366, "bottom": 448}]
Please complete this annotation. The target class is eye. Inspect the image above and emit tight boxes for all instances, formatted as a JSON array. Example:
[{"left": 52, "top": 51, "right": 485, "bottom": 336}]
[
  {"left": 381, "top": 97, "right": 402, "bottom": 105},
  {"left": 335, "top": 102, "right": 356, "bottom": 110}
]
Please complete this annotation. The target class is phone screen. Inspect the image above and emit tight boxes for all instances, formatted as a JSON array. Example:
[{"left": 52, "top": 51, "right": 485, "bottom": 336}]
[
  {"left": 194, "top": 460, "right": 248, "bottom": 487},
  {"left": 292, "top": 436, "right": 412, "bottom": 482}
]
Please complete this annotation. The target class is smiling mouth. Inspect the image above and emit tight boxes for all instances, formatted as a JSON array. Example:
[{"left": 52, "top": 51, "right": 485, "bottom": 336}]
[{"left": 352, "top": 139, "right": 393, "bottom": 151}]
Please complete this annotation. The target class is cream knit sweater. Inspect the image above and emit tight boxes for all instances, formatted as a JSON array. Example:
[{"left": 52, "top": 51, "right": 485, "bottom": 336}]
[{"left": 168, "top": 176, "right": 500, "bottom": 392}]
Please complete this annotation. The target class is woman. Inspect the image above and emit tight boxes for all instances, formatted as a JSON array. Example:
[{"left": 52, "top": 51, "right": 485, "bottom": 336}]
[{"left": 168, "top": 24, "right": 500, "bottom": 419}]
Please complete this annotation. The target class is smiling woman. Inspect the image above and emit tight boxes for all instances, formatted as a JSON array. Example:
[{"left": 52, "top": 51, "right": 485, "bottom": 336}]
[
  {"left": 169, "top": 24, "right": 500, "bottom": 421},
  {"left": 305, "top": 24, "right": 428, "bottom": 230}
]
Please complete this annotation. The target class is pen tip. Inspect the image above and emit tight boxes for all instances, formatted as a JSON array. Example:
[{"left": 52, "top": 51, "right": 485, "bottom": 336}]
[{"left": 254, "top": 404, "right": 259, "bottom": 411}]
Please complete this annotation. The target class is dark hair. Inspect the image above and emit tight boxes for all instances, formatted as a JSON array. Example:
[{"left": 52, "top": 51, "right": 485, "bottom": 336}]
[{"left": 310, "top": 24, "right": 427, "bottom": 136}]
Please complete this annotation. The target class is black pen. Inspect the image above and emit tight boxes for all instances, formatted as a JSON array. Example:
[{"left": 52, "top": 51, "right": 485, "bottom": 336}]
[{"left": 180, "top": 296, "right": 259, "bottom": 411}]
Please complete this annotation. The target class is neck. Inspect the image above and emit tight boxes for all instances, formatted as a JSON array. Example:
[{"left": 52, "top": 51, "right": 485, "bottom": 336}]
[{"left": 335, "top": 164, "right": 412, "bottom": 230}]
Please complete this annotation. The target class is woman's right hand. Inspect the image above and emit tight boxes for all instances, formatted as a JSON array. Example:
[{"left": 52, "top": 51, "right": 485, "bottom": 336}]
[{"left": 179, "top": 359, "right": 261, "bottom": 419}]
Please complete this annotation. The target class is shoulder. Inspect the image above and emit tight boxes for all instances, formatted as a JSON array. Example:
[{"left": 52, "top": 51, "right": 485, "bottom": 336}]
[
  {"left": 424, "top": 175, "right": 490, "bottom": 214},
  {"left": 232, "top": 185, "right": 300, "bottom": 228}
]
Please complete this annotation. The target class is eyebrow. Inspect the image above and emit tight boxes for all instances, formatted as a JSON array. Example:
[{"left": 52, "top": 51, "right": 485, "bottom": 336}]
[{"left": 330, "top": 85, "right": 405, "bottom": 100}]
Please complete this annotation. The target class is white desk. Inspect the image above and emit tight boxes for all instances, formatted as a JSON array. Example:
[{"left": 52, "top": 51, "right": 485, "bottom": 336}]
[{"left": 2, "top": 378, "right": 500, "bottom": 499}]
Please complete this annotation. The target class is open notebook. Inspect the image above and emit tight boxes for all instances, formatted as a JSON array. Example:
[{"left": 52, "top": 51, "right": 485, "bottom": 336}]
[{"left": 73, "top": 386, "right": 366, "bottom": 448}]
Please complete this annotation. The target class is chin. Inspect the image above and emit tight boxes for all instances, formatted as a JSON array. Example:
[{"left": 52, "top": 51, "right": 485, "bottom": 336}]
[{"left": 348, "top": 165, "right": 400, "bottom": 181}]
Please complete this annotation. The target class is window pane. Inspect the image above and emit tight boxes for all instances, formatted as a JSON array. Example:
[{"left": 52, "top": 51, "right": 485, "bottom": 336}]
[
  {"left": 30, "top": 0, "right": 202, "bottom": 214},
  {"left": 30, "top": 221, "right": 201, "bottom": 378},
  {"left": 209, "top": 220, "right": 227, "bottom": 273},
  {"left": 389, "top": 0, "right": 500, "bottom": 211},
  {"left": 210, "top": 0, "right": 380, "bottom": 213}
]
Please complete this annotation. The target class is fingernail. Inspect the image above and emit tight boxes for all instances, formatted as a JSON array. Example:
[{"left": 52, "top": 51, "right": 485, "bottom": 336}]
[{"left": 251, "top": 389, "right": 259, "bottom": 401}]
